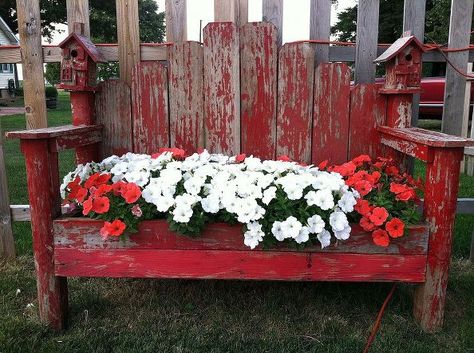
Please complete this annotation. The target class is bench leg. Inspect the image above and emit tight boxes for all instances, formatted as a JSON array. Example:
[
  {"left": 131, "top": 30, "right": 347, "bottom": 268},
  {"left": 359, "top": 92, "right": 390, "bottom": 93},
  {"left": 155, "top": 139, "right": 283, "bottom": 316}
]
[
  {"left": 22, "top": 139, "right": 68, "bottom": 330},
  {"left": 413, "top": 148, "right": 463, "bottom": 332}
]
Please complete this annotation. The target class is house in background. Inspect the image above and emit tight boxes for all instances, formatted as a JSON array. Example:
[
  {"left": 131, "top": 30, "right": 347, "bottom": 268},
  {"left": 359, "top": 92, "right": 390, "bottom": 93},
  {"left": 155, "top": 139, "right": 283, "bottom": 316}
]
[{"left": 0, "top": 15, "right": 19, "bottom": 98}]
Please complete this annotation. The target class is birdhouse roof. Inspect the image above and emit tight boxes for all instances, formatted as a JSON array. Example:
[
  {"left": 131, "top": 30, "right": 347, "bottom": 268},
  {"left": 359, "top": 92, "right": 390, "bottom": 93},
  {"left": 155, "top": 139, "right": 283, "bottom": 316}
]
[
  {"left": 374, "top": 36, "right": 425, "bottom": 63},
  {"left": 58, "top": 33, "right": 106, "bottom": 63}
]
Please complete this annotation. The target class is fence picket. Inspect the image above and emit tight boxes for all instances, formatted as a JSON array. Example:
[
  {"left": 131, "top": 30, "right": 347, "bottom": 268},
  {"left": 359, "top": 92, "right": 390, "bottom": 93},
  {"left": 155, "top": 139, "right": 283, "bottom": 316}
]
[
  {"left": 276, "top": 43, "right": 315, "bottom": 163},
  {"left": 240, "top": 22, "right": 278, "bottom": 160},
  {"left": 169, "top": 42, "right": 204, "bottom": 153},
  {"left": 131, "top": 62, "right": 170, "bottom": 154},
  {"left": 203, "top": 23, "right": 240, "bottom": 155}
]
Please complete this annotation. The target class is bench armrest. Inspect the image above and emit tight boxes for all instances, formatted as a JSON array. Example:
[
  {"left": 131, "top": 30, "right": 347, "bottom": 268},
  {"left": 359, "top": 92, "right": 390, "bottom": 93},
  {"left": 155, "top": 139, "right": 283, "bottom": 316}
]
[
  {"left": 6, "top": 124, "right": 102, "bottom": 152},
  {"left": 377, "top": 126, "right": 474, "bottom": 162}
]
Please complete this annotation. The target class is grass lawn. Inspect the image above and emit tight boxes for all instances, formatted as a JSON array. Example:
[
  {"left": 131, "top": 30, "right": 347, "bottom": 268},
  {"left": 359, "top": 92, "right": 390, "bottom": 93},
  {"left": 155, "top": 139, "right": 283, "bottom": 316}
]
[{"left": 1, "top": 95, "right": 473, "bottom": 352}]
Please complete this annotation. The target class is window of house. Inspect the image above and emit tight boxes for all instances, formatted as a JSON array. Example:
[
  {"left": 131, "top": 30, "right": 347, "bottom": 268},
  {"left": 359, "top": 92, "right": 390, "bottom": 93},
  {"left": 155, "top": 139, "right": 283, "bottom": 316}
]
[{"left": 0, "top": 64, "right": 14, "bottom": 73}]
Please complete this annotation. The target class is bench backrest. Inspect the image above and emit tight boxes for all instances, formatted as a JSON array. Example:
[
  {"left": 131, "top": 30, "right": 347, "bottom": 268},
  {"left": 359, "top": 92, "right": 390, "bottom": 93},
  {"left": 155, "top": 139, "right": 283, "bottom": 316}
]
[{"left": 95, "top": 22, "right": 395, "bottom": 164}]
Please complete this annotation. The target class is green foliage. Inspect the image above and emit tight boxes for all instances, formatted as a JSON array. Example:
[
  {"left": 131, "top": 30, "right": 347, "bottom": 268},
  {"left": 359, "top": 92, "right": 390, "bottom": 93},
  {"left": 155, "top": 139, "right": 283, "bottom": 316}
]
[
  {"left": 1, "top": 0, "right": 164, "bottom": 43},
  {"left": 45, "top": 62, "right": 60, "bottom": 85},
  {"left": 44, "top": 85, "right": 58, "bottom": 98}
]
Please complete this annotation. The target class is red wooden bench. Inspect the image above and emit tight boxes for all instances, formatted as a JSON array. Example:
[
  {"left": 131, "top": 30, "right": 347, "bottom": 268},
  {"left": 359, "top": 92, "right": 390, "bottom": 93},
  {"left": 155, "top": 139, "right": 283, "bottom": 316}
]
[{"left": 7, "top": 23, "right": 473, "bottom": 332}]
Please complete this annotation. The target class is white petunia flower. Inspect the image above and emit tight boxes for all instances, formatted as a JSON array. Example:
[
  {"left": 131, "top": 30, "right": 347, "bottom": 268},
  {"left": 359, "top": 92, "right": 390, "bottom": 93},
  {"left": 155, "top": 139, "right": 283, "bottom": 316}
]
[
  {"left": 280, "top": 216, "right": 302, "bottom": 239},
  {"left": 201, "top": 195, "right": 220, "bottom": 214},
  {"left": 295, "top": 226, "right": 310, "bottom": 244},
  {"left": 262, "top": 186, "right": 277, "bottom": 205},
  {"left": 334, "top": 225, "right": 351, "bottom": 240},
  {"left": 338, "top": 192, "right": 357, "bottom": 213},
  {"left": 271, "top": 221, "right": 285, "bottom": 241},
  {"left": 313, "top": 189, "right": 335, "bottom": 210},
  {"left": 307, "top": 215, "right": 325, "bottom": 234},
  {"left": 244, "top": 222, "right": 265, "bottom": 249},
  {"left": 172, "top": 206, "right": 193, "bottom": 223},
  {"left": 317, "top": 230, "right": 332, "bottom": 249},
  {"left": 329, "top": 210, "right": 349, "bottom": 232}
]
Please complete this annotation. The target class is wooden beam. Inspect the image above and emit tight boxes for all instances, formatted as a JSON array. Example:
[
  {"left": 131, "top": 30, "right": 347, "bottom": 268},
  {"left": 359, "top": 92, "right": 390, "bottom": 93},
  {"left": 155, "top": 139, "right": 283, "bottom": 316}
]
[
  {"left": 214, "top": 0, "right": 248, "bottom": 26},
  {"left": 310, "top": 0, "right": 331, "bottom": 65},
  {"left": 165, "top": 0, "right": 187, "bottom": 42},
  {"left": 441, "top": 0, "right": 474, "bottom": 136},
  {"left": 354, "top": 0, "right": 380, "bottom": 84},
  {"left": 116, "top": 0, "right": 141, "bottom": 85},
  {"left": 262, "top": 0, "right": 283, "bottom": 46},
  {"left": 66, "top": 0, "right": 90, "bottom": 37},
  {"left": 16, "top": 0, "right": 48, "bottom": 129},
  {"left": 403, "top": 0, "right": 426, "bottom": 127},
  {"left": 0, "top": 123, "right": 15, "bottom": 258}
]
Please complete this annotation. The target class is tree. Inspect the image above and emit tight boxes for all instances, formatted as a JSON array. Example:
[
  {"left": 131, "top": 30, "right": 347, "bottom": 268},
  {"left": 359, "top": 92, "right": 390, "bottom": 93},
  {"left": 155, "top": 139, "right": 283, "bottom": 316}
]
[{"left": 1, "top": 0, "right": 165, "bottom": 80}]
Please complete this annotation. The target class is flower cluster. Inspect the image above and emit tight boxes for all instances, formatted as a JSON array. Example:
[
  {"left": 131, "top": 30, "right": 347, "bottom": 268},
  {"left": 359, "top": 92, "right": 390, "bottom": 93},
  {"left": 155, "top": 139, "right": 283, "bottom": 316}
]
[
  {"left": 61, "top": 149, "right": 359, "bottom": 249},
  {"left": 320, "top": 155, "right": 421, "bottom": 246}
]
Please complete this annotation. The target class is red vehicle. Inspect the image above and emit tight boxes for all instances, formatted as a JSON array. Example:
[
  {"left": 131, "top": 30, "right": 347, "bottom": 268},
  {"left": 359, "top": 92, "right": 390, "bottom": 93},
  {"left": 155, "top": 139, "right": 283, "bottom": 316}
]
[{"left": 374, "top": 76, "right": 474, "bottom": 118}]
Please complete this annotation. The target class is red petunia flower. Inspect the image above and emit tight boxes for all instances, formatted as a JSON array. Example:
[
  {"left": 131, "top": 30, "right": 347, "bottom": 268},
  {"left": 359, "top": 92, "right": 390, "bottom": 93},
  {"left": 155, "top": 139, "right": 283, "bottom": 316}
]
[
  {"left": 75, "top": 187, "right": 88, "bottom": 203},
  {"left": 355, "top": 199, "right": 371, "bottom": 216},
  {"left": 385, "top": 165, "right": 399, "bottom": 176},
  {"left": 112, "top": 181, "right": 128, "bottom": 196},
  {"left": 390, "top": 182, "right": 407, "bottom": 194},
  {"left": 333, "top": 162, "right": 356, "bottom": 177},
  {"left": 84, "top": 173, "right": 111, "bottom": 189},
  {"left": 235, "top": 153, "right": 246, "bottom": 163},
  {"left": 92, "top": 196, "right": 110, "bottom": 214},
  {"left": 360, "top": 217, "right": 376, "bottom": 231},
  {"left": 385, "top": 218, "right": 405, "bottom": 238},
  {"left": 372, "top": 229, "right": 390, "bottom": 247},
  {"left": 277, "top": 155, "right": 291, "bottom": 162},
  {"left": 122, "top": 183, "right": 141, "bottom": 204},
  {"left": 318, "top": 160, "right": 329, "bottom": 170},
  {"left": 396, "top": 189, "right": 415, "bottom": 202},
  {"left": 100, "top": 219, "right": 126, "bottom": 239},
  {"left": 93, "top": 184, "right": 113, "bottom": 197},
  {"left": 369, "top": 207, "right": 389, "bottom": 226},
  {"left": 82, "top": 197, "right": 93, "bottom": 216},
  {"left": 351, "top": 154, "right": 371, "bottom": 167},
  {"left": 158, "top": 147, "right": 186, "bottom": 160},
  {"left": 354, "top": 180, "right": 373, "bottom": 197},
  {"left": 371, "top": 171, "right": 381, "bottom": 183}
]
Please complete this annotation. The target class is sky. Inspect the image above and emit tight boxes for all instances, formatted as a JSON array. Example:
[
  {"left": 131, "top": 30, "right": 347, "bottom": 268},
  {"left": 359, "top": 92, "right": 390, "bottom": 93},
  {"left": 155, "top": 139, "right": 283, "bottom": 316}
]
[{"left": 44, "top": 0, "right": 356, "bottom": 45}]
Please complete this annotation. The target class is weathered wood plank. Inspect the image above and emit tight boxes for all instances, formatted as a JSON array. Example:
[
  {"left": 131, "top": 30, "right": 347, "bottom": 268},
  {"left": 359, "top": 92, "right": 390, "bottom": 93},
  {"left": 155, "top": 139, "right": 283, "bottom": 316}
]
[
  {"left": 6, "top": 124, "right": 102, "bottom": 139},
  {"left": 203, "top": 22, "right": 240, "bottom": 155},
  {"left": 348, "top": 84, "right": 386, "bottom": 158},
  {"left": 53, "top": 218, "right": 429, "bottom": 255},
  {"left": 168, "top": 41, "right": 204, "bottom": 153},
  {"left": 262, "top": 0, "right": 283, "bottom": 46},
  {"left": 0, "top": 123, "right": 15, "bottom": 258},
  {"left": 165, "top": 0, "right": 187, "bottom": 42},
  {"left": 312, "top": 63, "right": 350, "bottom": 164},
  {"left": 354, "top": 0, "right": 380, "bottom": 83},
  {"left": 116, "top": 0, "right": 140, "bottom": 85},
  {"left": 21, "top": 139, "right": 67, "bottom": 330},
  {"left": 214, "top": 0, "right": 248, "bottom": 25},
  {"left": 276, "top": 43, "right": 315, "bottom": 163},
  {"left": 66, "top": 0, "right": 90, "bottom": 37},
  {"left": 240, "top": 22, "right": 278, "bottom": 160},
  {"left": 441, "top": 0, "right": 474, "bottom": 136},
  {"left": 54, "top": 246, "right": 427, "bottom": 282},
  {"left": 131, "top": 62, "right": 169, "bottom": 154},
  {"left": 16, "top": 0, "right": 47, "bottom": 129},
  {"left": 414, "top": 147, "right": 465, "bottom": 332},
  {"left": 380, "top": 135, "right": 432, "bottom": 163},
  {"left": 310, "top": 0, "right": 331, "bottom": 65},
  {"left": 95, "top": 80, "right": 132, "bottom": 157},
  {"left": 403, "top": 0, "right": 426, "bottom": 125}
]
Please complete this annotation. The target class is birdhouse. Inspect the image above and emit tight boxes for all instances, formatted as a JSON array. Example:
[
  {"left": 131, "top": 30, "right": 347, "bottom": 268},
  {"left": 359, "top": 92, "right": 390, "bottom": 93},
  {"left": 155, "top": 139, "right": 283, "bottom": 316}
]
[
  {"left": 374, "top": 35, "right": 425, "bottom": 94},
  {"left": 57, "top": 32, "right": 106, "bottom": 91}
]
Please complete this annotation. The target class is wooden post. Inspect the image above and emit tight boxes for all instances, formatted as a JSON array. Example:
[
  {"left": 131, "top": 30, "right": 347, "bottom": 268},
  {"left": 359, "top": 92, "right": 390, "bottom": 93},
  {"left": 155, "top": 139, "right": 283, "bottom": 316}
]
[
  {"left": 403, "top": 0, "right": 426, "bottom": 127},
  {"left": 116, "top": 0, "right": 140, "bottom": 85},
  {"left": 16, "top": 0, "right": 47, "bottom": 129},
  {"left": 21, "top": 139, "right": 68, "bottom": 330},
  {"left": 310, "top": 0, "right": 331, "bottom": 66},
  {"left": 165, "top": 0, "right": 187, "bottom": 42},
  {"left": 441, "top": 0, "right": 473, "bottom": 136},
  {"left": 354, "top": 0, "right": 380, "bottom": 84},
  {"left": 0, "top": 123, "right": 15, "bottom": 258},
  {"left": 214, "top": 0, "right": 248, "bottom": 26},
  {"left": 262, "top": 0, "right": 283, "bottom": 46},
  {"left": 413, "top": 147, "right": 465, "bottom": 332},
  {"left": 66, "top": 0, "right": 90, "bottom": 37}
]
